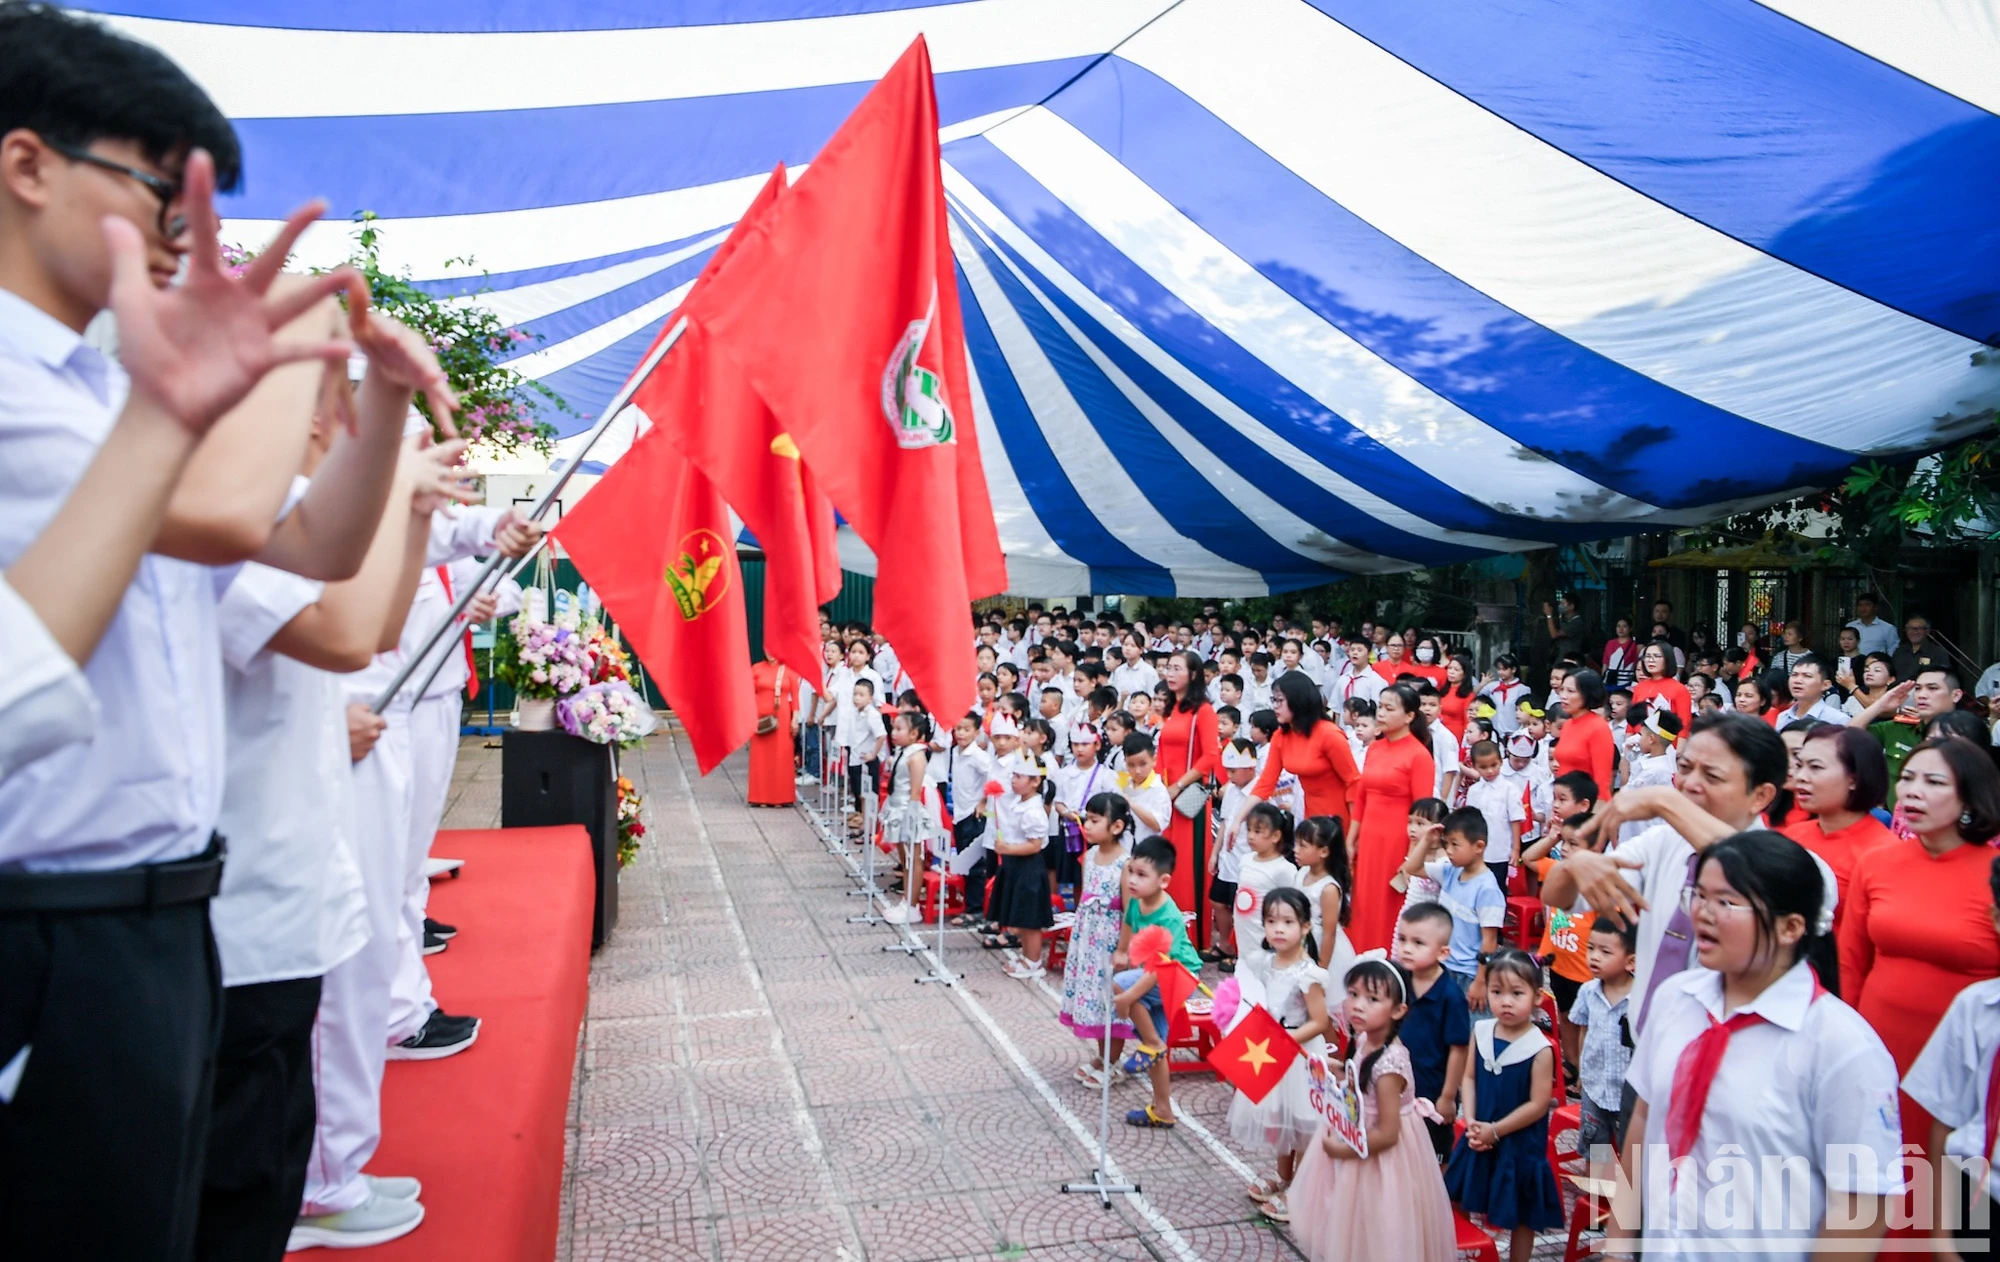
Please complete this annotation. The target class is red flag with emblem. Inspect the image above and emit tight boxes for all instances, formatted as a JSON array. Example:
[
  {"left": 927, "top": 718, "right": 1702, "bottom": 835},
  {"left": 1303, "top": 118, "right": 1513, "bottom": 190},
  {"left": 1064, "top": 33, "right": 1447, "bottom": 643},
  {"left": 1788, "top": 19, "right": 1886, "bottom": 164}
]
[
  {"left": 635, "top": 164, "right": 838, "bottom": 684},
  {"left": 1209, "top": 1003, "right": 1301, "bottom": 1104},
  {"left": 681, "top": 35, "right": 1005, "bottom": 720},
  {"left": 552, "top": 428, "right": 754, "bottom": 773}
]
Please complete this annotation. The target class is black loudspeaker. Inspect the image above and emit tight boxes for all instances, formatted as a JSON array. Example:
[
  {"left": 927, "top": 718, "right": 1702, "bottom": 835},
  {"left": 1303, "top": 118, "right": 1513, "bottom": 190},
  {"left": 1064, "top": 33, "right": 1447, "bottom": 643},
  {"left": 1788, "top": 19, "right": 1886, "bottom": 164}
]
[{"left": 501, "top": 730, "right": 619, "bottom": 948}]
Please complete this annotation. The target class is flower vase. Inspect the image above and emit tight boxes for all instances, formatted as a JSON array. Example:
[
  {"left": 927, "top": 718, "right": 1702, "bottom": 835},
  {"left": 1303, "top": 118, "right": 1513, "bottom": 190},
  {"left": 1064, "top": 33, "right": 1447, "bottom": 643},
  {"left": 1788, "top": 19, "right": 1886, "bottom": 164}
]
[{"left": 516, "top": 697, "right": 556, "bottom": 731}]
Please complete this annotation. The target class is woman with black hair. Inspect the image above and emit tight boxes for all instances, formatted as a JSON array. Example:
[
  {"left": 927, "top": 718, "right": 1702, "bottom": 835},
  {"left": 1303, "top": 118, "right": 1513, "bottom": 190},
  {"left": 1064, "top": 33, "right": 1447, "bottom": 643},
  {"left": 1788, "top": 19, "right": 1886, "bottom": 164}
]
[
  {"left": 1783, "top": 726, "right": 1893, "bottom": 921},
  {"left": 1545, "top": 712, "right": 1793, "bottom": 1032},
  {"left": 1612, "top": 831, "right": 1902, "bottom": 1259},
  {"left": 1438, "top": 651, "right": 1477, "bottom": 746},
  {"left": 1549, "top": 667, "right": 1616, "bottom": 801},
  {"left": 1243, "top": 672, "right": 1363, "bottom": 828},
  {"left": 1154, "top": 649, "right": 1220, "bottom": 935},
  {"left": 1346, "top": 683, "right": 1437, "bottom": 951},
  {"left": 1840, "top": 736, "right": 2000, "bottom": 1169}
]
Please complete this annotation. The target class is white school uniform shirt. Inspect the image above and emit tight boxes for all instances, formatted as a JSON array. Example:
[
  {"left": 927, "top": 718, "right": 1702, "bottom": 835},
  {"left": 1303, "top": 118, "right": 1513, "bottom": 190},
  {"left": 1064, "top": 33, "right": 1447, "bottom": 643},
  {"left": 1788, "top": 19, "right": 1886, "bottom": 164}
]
[
  {"left": 995, "top": 790, "right": 1052, "bottom": 851},
  {"left": 1505, "top": 761, "right": 1552, "bottom": 842},
  {"left": 212, "top": 561, "right": 370, "bottom": 987},
  {"left": 1480, "top": 679, "right": 1531, "bottom": 733},
  {"left": 847, "top": 707, "right": 887, "bottom": 766},
  {"left": 1903, "top": 977, "right": 2000, "bottom": 1207},
  {"left": 940, "top": 740, "right": 995, "bottom": 824},
  {"left": 1233, "top": 854, "right": 1299, "bottom": 960},
  {"left": 1626, "top": 961, "right": 1904, "bottom": 1262},
  {"left": 0, "top": 573, "right": 97, "bottom": 779},
  {"left": 1110, "top": 660, "right": 1159, "bottom": 700},
  {"left": 827, "top": 664, "right": 884, "bottom": 749},
  {"left": 1118, "top": 770, "right": 1172, "bottom": 843},
  {"left": 1428, "top": 723, "right": 1460, "bottom": 797},
  {"left": 1241, "top": 673, "right": 1273, "bottom": 715},
  {"left": 1215, "top": 781, "right": 1252, "bottom": 882},
  {"left": 1619, "top": 752, "right": 1677, "bottom": 844},
  {"left": 0, "top": 292, "right": 231, "bottom": 873},
  {"left": 1462, "top": 772, "right": 1527, "bottom": 864},
  {"left": 1058, "top": 759, "right": 1112, "bottom": 825}
]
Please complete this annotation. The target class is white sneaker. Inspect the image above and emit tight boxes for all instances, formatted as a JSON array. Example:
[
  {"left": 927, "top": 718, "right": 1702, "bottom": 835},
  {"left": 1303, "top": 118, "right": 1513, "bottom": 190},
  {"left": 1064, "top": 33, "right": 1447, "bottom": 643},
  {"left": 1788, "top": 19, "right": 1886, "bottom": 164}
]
[
  {"left": 880, "top": 901, "right": 917, "bottom": 925},
  {"left": 796, "top": 773, "right": 819, "bottom": 786},
  {"left": 365, "top": 1174, "right": 421, "bottom": 1201},
  {"left": 1003, "top": 959, "right": 1046, "bottom": 980},
  {"left": 289, "top": 1192, "right": 425, "bottom": 1250}
]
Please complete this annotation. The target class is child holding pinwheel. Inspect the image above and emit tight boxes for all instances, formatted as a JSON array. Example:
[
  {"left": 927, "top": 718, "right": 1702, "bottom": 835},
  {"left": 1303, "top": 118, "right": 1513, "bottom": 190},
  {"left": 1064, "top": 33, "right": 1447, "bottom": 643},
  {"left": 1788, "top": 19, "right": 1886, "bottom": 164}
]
[{"left": 1112, "top": 836, "right": 1202, "bottom": 1128}]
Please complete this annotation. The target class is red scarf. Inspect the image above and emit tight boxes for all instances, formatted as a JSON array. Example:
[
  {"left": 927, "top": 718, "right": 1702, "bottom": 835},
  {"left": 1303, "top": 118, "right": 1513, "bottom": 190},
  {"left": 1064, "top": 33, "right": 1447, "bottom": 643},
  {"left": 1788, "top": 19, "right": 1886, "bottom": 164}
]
[
  {"left": 1666, "top": 971, "right": 1826, "bottom": 1161},
  {"left": 435, "top": 567, "right": 479, "bottom": 698}
]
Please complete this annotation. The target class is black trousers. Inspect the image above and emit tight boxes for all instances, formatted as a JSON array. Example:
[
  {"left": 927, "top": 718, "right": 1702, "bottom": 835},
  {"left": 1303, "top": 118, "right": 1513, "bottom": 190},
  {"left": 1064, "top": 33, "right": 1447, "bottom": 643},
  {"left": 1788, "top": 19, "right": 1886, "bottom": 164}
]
[
  {"left": 952, "top": 816, "right": 991, "bottom": 914},
  {"left": 0, "top": 898, "right": 222, "bottom": 1261},
  {"left": 196, "top": 976, "right": 324, "bottom": 1262}
]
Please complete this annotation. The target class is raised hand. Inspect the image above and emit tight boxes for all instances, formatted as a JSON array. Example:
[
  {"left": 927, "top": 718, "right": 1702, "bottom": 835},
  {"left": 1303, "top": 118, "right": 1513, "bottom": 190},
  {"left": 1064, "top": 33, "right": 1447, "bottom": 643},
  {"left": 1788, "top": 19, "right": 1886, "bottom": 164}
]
[
  {"left": 405, "top": 434, "right": 478, "bottom": 516},
  {"left": 106, "top": 149, "right": 360, "bottom": 434},
  {"left": 350, "top": 302, "right": 459, "bottom": 436}
]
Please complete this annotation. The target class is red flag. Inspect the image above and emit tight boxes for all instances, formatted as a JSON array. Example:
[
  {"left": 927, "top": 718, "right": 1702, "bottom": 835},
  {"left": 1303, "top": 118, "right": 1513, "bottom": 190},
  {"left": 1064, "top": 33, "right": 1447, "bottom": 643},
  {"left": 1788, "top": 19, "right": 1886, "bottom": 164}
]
[
  {"left": 632, "top": 165, "right": 838, "bottom": 685},
  {"left": 553, "top": 428, "right": 753, "bottom": 773},
  {"left": 683, "top": 36, "right": 1005, "bottom": 720},
  {"left": 1209, "top": 1003, "right": 1301, "bottom": 1104},
  {"left": 1151, "top": 956, "right": 1200, "bottom": 1029}
]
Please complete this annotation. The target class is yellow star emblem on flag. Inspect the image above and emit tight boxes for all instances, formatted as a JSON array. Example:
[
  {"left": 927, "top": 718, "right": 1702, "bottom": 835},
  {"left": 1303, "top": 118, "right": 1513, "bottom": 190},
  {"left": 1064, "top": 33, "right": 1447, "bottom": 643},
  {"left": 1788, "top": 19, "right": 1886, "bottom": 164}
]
[{"left": 1239, "top": 1037, "right": 1277, "bottom": 1075}]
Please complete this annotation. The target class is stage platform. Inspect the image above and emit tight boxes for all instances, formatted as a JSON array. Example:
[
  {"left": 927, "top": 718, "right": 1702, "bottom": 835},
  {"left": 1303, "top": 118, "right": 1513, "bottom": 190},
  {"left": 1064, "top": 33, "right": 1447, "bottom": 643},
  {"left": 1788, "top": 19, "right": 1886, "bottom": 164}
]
[{"left": 288, "top": 825, "right": 592, "bottom": 1261}]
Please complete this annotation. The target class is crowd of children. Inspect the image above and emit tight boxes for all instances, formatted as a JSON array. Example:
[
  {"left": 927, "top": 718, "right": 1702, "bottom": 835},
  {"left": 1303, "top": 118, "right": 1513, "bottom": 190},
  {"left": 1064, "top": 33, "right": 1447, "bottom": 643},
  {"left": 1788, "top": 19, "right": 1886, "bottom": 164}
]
[{"left": 793, "top": 601, "right": 2000, "bottom": 1258}]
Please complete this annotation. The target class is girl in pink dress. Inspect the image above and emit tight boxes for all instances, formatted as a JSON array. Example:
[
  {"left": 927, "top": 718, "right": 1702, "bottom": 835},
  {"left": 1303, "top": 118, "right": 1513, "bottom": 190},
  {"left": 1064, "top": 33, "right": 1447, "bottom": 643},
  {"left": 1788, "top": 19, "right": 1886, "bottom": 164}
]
[{"left": 1288, "top": 954, "right": 1455, "bottom": 1262}]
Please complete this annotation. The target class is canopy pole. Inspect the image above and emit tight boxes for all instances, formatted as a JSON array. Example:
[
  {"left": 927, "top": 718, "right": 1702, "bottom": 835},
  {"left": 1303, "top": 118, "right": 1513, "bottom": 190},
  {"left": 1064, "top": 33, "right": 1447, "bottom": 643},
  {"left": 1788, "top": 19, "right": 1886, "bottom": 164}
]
[{"left": 369, "top": 316, "right": 687, "bottom": 714}]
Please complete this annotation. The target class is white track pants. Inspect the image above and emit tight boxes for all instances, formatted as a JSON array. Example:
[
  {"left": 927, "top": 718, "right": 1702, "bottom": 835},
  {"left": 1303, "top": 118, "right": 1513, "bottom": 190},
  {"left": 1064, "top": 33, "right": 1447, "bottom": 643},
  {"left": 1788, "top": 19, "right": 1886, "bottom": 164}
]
[
  {"left": 302, "top": 704, "right": 412, "bottom": 1216},
  {"left": 385, "top": 695, "right": 459, "bottom": 1043}
]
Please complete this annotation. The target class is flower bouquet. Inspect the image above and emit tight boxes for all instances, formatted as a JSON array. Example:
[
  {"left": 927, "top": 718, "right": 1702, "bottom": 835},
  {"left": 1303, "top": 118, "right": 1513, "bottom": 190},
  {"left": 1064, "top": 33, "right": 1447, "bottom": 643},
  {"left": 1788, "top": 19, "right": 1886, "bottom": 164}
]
[
  {"left": 557, "top": 681, "right": 658, "bottom": 748},
  {"left": 616, "top": 775, "right": 645, "bottom": 868},
  {"left": 493, "top": 612, "right": 593, "bottom": 701}
]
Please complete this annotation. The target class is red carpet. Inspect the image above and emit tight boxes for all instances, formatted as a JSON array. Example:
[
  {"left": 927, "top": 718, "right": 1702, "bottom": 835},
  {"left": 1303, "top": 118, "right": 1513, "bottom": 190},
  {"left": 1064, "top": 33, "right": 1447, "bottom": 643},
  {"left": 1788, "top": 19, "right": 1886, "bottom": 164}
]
[{"left": 291, "top": 826, "right": 593, "bottom": 1262}]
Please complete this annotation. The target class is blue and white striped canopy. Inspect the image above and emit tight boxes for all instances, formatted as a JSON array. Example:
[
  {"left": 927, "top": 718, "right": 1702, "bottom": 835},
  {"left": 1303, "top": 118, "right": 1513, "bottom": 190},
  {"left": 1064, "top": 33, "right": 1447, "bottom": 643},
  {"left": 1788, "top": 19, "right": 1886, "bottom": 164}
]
[{"left": 93, "top": 1, "right": 2000, "bottom": 595}]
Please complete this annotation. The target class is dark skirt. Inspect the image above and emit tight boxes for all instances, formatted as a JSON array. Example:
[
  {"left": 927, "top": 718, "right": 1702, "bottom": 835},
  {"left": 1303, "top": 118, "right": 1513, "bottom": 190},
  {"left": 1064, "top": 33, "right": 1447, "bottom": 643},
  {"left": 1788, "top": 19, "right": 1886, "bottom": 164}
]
[{"left": 992, "top": 853, "right": 1054, "bottom": 931}]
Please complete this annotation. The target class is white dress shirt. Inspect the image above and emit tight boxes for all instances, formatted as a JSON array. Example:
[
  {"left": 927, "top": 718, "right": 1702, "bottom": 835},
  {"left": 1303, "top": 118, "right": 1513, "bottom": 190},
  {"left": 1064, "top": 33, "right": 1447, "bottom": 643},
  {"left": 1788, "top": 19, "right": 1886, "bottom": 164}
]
[
  {"left": 1627, "top": 961, "right": 1904, "bottom": 1261},
  {"left": 1772, "top": 696, "right": 1849, "bottom": 732},
  {"left": 1109, "top": 660, "right": 1159, "bottom": 700},
  {"left": 1844, "top": 616, "right": 1898, "bottom": 658},
  {"left": 0, "top": 574, "right": 98, "bottom": 779},
  {"left": 212, "top": 562, "right": 370, "bottom": 986},
  {"left": 1903, "top": 977, "right": 2000, "bottom": 1206},
  {"left": 0, "top": 289, "right": 229, "bottom": 872}
]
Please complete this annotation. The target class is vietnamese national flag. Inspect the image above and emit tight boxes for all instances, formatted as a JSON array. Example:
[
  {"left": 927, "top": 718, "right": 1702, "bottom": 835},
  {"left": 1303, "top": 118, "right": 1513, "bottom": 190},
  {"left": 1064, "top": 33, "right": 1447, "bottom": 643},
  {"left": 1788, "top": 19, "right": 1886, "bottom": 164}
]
[
  {"left": 629, "top": 164, "right": 838, "bottom": 686},
  {"left": 1210, "top": 1003, "right": 1301, "bottom": 1105},
  {"left": 681, "top": 35, "right": 1005, "bottom": 720},
  {"left": 1150, "top": 957, "right": 1201, "bottom": 1030},
  {"left": 553, "top": 428, "right": 754, "bottom": 773}
]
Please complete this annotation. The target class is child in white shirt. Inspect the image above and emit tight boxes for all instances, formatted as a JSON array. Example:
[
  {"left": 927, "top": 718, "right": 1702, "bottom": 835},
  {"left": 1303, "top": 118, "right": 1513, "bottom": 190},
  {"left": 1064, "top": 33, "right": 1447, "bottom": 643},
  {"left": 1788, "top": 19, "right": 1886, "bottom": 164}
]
[
  {"left": 1209, "top": 739, "right": 1260, "bottom": 967},
  {"left": 1116, "top": 732, "right": 1170, "bottom": 843}
]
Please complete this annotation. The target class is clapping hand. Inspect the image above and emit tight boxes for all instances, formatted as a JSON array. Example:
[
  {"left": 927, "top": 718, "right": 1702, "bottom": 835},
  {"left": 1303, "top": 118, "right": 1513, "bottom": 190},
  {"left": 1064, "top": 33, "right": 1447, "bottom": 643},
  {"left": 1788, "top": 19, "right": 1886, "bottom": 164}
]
[
  {"left": 106, "top": 149, "right": 361, "bottom": 434},
  {"left": 492, "top": 509, "right": 545, "bottom": 559}
]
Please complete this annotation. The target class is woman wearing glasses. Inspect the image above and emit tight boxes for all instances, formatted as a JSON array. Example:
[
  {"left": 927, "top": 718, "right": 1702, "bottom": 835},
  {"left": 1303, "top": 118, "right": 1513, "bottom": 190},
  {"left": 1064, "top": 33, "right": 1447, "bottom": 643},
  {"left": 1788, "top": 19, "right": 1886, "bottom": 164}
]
[{"left": 1538, "top": 712, "right": 1794, "bottom": 1036}]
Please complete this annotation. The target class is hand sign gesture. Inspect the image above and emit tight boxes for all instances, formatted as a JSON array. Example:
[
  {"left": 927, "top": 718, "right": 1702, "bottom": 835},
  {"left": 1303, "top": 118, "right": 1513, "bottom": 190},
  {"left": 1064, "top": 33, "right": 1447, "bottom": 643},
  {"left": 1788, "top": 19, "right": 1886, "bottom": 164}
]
[
  {"left": 104, "top": 148, "right": 362, "bottom": 435},
  {"left": 350, "top": 302, "right": 460, "bottom": 437}
]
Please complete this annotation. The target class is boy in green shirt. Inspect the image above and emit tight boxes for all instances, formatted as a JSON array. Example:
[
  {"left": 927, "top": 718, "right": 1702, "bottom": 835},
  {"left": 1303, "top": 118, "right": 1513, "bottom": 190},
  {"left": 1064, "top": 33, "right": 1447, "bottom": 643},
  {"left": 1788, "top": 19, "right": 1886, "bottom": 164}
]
[{"left": 1113, "top": 836, "right": 1201, "bottom": 1127}]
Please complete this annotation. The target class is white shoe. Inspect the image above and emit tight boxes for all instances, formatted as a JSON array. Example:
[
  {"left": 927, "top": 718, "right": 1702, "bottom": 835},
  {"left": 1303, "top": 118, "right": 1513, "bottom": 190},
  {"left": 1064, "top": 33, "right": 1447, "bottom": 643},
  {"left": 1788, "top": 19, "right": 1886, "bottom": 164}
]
[
  {"left": 796, "top": 773, "right": 819, "bottom": 786},
  {"left": 289, "top": 1192, "right": 425, "bottom": 1250},
  {"left": 1003, "top": 960, "right": 1046, "bottom": 980},
  {"left": 880, "top": 901, "right": 917, "bottom": 925},
  {"left": 424, "top": 857, "right": 462, "bottom": 879},
  {"left": 365, "top": 1174, "right": 422, "bottom": 1201}
]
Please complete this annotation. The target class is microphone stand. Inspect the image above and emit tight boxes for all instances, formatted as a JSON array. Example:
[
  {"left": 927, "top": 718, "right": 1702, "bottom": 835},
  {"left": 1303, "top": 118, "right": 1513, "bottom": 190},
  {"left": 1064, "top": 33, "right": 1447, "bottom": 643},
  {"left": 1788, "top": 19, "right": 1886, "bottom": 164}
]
[{"left": 1061, "top": 894, "right": 1138, "bottom": 1208}]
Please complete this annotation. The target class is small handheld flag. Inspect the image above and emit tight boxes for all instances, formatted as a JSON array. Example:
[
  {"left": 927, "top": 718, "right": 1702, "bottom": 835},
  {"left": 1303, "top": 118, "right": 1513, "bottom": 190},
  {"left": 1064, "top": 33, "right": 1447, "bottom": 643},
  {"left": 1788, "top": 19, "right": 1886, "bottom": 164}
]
[{"left": 1210, "top": 1003, "right": 1300, "bottom": 1105}]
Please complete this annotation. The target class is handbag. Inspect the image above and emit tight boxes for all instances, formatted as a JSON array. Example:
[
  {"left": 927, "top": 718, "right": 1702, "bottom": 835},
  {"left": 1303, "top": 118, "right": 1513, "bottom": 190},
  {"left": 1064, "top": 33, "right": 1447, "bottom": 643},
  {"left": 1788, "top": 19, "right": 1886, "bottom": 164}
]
[
  {"left": 755, "top": 666, "right": 784, "bottom": 735},
  {"left": 1171, "top": 709, "right": 1209, "bottom": 819}
]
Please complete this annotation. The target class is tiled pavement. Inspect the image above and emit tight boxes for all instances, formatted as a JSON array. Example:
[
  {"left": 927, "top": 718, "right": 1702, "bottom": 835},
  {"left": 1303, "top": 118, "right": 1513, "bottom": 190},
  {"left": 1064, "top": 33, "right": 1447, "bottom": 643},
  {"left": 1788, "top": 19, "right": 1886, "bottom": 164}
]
[{"left": 441, "top": 726, "right": 1566, "bottom": 1261}]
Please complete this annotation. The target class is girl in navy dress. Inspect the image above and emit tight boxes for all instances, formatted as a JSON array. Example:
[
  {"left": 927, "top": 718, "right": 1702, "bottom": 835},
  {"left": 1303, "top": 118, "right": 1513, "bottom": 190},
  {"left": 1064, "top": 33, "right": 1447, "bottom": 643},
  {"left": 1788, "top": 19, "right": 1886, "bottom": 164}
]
[{"left": 1443, "top": 946, "right": 1561, "bottom": 1262}]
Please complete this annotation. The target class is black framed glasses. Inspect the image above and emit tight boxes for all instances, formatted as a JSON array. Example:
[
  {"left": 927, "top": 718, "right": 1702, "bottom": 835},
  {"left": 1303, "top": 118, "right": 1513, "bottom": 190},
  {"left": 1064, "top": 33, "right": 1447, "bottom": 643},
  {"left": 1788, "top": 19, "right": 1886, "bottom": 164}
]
[{"left": 46, "top": 140, "right": 186, "bottom": 239}]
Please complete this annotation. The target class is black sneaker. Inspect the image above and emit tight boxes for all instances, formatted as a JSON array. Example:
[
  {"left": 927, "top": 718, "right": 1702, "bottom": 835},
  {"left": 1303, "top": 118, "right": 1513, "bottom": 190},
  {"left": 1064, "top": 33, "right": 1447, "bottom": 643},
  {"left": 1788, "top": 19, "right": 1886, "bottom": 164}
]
[
  {"left": 425, "top": 917, "right": 458, "bottom": 940},
  {"left": 386, "top": 1010, "right": 479, "bottom": 1061},
  {"left": 431, "top": 1009, "right": 480, "bottom": 1035},
  {"left": 422, "top": 931, "right": 448, "bottom": 956}
]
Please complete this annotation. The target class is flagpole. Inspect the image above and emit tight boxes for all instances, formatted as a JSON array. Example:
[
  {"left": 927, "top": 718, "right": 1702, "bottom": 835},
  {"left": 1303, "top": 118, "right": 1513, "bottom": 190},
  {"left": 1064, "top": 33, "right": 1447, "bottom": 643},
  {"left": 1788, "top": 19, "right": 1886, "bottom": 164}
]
[
  {"left": 370, "top": 317, "right": 688, "bottom": 714},
  {"left": 404, "top": 535, "right": 551, "bottom": 706}
]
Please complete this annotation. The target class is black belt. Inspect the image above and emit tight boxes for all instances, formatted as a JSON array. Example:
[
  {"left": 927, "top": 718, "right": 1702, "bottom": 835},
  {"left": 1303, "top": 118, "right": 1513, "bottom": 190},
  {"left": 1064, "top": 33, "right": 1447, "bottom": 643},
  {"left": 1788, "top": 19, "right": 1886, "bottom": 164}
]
[{"left": 0, "top": 836, "right": 225, "bottom": 914}]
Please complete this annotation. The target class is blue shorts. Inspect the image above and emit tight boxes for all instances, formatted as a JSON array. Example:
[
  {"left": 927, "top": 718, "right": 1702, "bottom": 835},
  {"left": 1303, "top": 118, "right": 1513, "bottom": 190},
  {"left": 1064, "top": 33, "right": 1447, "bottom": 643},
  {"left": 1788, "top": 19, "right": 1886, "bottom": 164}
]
[{"left": 1113, "top": 967, "right": 1167, "bottom": 1043}]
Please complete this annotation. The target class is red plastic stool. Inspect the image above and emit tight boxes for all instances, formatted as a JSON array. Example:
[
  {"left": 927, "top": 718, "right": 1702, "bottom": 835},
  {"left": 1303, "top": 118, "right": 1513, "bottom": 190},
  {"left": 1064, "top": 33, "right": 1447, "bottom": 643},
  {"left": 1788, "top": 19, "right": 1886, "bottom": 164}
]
[
  {"left": 1044, "top": 911, "right": 1075, "bottom": 973},
  {"left": 1504, "top": 895, "right": 1544, "bottom": 950},
  {"left": 919, "top": 871, "right": 965, "bottom": 924},
  {"left": 1452, "top": 1209, "right": 1499, "bottom": 1262},
  {"left": 1562, "top": 1174, "right": 1615, "bottom": 1262}
]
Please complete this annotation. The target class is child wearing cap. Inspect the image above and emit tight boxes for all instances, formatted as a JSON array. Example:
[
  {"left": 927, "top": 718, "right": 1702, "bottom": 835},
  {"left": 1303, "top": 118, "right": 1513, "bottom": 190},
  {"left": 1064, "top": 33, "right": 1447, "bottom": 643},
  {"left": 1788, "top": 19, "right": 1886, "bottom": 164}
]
[
  {"left": 1620, "top": 710, "right": 1681, "bottom": 842},
  {"left": 991, "top": 751, "right": 1056, "bottom": 979}
]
